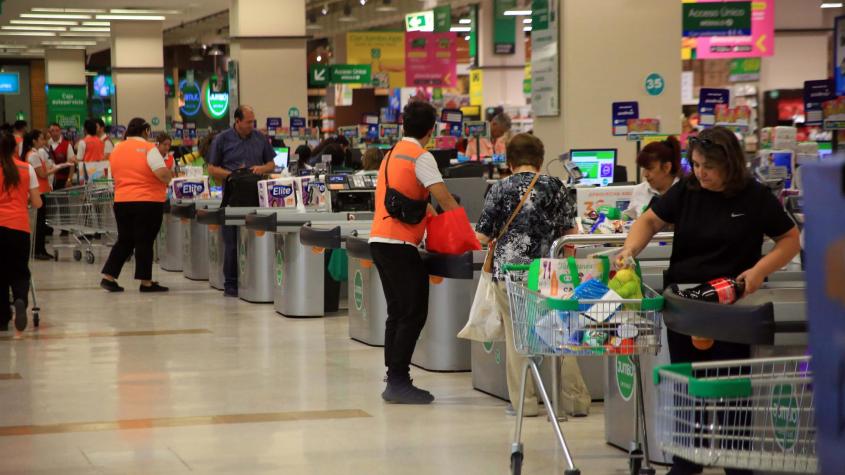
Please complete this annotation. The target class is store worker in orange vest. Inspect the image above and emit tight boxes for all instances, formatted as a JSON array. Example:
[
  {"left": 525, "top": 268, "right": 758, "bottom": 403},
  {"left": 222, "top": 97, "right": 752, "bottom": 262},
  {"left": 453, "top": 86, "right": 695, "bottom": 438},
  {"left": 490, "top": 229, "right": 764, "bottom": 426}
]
[
  {"left": 369, "top": 101, "right": 460, "bottom": 404},
  {"left": 77, "top": 119, "right": 106, "bottom": 163},
  {"left": 0, "top": 133, "right": 43, "bottom": 332},
  {"left": 22, "top": 130, "right": 61, "bottom": 260},
  {"left": 100, "top": 118, "right": 173, "bottom": 293},
  {"left": 12, "top": 120, "right": 27, "bottom": 158}
]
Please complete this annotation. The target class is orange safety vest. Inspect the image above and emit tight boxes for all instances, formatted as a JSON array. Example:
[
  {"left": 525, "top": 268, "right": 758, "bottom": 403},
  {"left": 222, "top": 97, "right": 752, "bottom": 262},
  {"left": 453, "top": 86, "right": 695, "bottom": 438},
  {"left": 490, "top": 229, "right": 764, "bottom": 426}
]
[
  {"left": 13, "top": 135, "right": 22, "bottom": 159},
  {"left": 26, "top": 151, "right": 51, "bottom": 194},
  {"left": 111, "top": 138, "right": 167, "bottom": 203},
  {"left": 370, "top": 139, "right": 430, "bottom": 245},
  {"left": 82, "top": 135, "right": 105, "bottom": 162},
  {"left": 0, "top": 159, "right": 34, "bottom": 234}
]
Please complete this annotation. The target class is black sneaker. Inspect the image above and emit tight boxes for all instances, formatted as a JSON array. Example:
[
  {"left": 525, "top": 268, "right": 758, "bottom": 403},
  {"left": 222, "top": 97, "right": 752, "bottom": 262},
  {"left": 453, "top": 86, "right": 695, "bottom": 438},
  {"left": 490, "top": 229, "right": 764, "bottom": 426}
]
[
  {"left": 13, "top": 299, "right": 27, "bottom": 332},
  {"left": 100, "top": 278, "right": 124, "bottom": 292},
  {"left": 223, "top": 287, "right": 238, "bottom": 298},
  {"left": 140, "top": 282, "right": 169, "bottom": 293},
  {"left": 382, "top": 381, "right": 435, "bottom": 405},
  {"left": 34, "top": 252, "right": 53, "bottom": 261}
]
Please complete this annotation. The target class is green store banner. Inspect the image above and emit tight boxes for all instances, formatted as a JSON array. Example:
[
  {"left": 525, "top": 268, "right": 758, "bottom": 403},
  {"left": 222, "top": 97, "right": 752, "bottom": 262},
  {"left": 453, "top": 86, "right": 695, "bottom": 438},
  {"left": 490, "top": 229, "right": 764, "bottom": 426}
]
[
  {"left": 433, "top": 5, "right": 451, "bottom": 33},
  {"left": 46, "top": 85, "right": 87, "bottom": 130},
  {"left": 729, "top": 58, "right": 761, "bottom": 82},
  {"left": 682, "top": 1, "right": 751, "bottom": 38},
  {"left": 493, "top": 0, "right": 516, "bottom": 55},
  {"left": 330, "top": 64, "right": 372, "bottom": 84}
]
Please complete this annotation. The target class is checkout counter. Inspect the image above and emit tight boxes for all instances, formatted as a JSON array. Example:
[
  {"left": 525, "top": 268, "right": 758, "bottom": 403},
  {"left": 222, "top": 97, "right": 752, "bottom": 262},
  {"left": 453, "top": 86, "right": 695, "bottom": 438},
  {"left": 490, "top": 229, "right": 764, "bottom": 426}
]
[
  {"left": 157, "top": 201, "right": 183, "bottom": 272},
  {"left": 345, "top": 236, "right": 388, "bottom": 346},
  {"left": 246, "top": 210, "right": 372, "bottom": 315},
  {"left": 195, "top": 206, "right": 227, "bottom": 291},
  {"left": 170, "top": 199, "right": 221, "bottom": 281}
]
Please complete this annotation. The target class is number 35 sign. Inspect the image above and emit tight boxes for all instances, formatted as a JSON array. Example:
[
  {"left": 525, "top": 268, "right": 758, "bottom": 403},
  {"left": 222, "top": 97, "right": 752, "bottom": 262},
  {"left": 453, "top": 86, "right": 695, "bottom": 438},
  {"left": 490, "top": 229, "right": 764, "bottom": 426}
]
[{"left": 644, "top": 73, "right": 665, "bottom": 96}]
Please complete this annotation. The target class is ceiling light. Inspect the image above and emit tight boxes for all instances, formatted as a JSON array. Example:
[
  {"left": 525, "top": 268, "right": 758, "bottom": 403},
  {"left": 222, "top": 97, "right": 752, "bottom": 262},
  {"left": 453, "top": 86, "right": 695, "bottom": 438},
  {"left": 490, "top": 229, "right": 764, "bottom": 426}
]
[
  {"left": 21, "top": 14, "right": 92, "bottom": 20},
  {"left": 821, "top": 2, "right": 844, "bottom": 7},
  {"left": 60, "top": 32, "right": 110, "bottom": 37},
  {"left": 41, "top": 40, "right": 97, "bottom": 46},
  {"left": 10, "top": 20, "right": 78, "bottom": 26},
  {"left": 376, "top": 0, "right": 397, "bottom": 12},
  {"left": 1, "top": 26, "right": 67, "bottom": 31},
  {"left": 0, "top": 31, "right": 57, "bottom": 37},
  {"left": 450, "top": 26, "right": 471, "bottom": 32},
  {"left": 208, "top": 46, "right": 223, "bottom": 56},
  {"left": 306, "top": 23, "right": 323, "bottom": 30},
  {"left": 523, "top": 18, "right": 532, "bottom": 24},
  {"left": 95, "top": 15, "right": 165, "bottom": 21},
  {"left": 523, "top": 26, "right": 532, "bottom": 32},
  {"left": 321, "top": 4, "right": 329, "bottom": 15},
  {"left": 339, "top": 17, "right": 357, "bottom": 22},
  {"left": 359, "top": 0, "right": 367, "bottom": 5},
  {"left": 0, "top": 44, "right": 27, "bottom": 49},
  {"left": 503, "top": 10, "right": 532, "bottom": 16},
  {"left": 70, "top": 27, "right": 110, "bottom": 32},
  {"left": 316, "top": 55, "right": 322, "bottom": 62},
  {"left": 459, "top": 18, "right": 471, "bottom": 24},
  {"left": 109, "top": 9, "right": 180, "bottom": 15},
  {"left": 25, "top": 49, "right": 46, "bottom": 54},
  {"left": 82, "top": 21, "right": 110, "bottom": 26},
  {"left": 464, "top": 35, "right": 470, "bottom": 41},
  {"left": 31, "top": 8, "right": 105, "bottom": 13}
]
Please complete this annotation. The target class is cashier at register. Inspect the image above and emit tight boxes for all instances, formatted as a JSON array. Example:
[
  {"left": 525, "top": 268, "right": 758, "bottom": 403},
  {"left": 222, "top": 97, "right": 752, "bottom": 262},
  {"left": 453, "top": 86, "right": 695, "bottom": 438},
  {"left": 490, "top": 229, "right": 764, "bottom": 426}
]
[
  {"left": 465, "top": 113, "right": 513, "bottom": 158},
  {"left": 617, "top": 126, "right": 799, "bottom": 475},
  {"left": 622, "top": 135, "right": 683, "bottom": 220},
  {"left": 207, "top": 105, "right": 276, "bottom": 298}
]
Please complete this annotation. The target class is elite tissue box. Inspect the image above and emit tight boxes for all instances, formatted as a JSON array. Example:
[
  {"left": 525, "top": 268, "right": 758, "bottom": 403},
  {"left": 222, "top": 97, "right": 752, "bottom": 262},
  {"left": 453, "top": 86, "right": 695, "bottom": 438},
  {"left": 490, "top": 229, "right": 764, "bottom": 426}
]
[
  {"left": 258, "top": 177, "right": 298, "bottom": 208},
  {"left": 170, "top": 177, "right": 210, "bottom": 200}
]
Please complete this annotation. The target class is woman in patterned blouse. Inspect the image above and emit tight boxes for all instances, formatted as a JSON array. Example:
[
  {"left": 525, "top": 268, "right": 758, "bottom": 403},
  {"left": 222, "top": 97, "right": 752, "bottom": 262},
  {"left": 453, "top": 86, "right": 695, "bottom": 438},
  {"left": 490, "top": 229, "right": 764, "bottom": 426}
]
[{"left": 475, "top": 133, "right": 592, "bottom": 418}]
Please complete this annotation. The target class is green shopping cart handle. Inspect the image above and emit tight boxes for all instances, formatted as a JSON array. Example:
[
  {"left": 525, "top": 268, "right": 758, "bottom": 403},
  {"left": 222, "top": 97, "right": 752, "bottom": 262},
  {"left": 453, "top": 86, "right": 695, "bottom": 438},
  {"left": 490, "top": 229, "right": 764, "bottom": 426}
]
[
  {"left": 502, "top": 264, "right": 531, "bottom": 272},
  {"left": 653, "top": 363, "right": 752, "bottom": 399}
]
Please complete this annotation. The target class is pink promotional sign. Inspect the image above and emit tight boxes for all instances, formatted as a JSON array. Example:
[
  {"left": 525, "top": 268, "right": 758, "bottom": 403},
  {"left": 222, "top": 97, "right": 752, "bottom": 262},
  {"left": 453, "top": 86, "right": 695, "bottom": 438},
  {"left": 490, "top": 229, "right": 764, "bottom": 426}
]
[
  {"left": 695, "top": 0, "right": 774, "bottom": 59},
  {"left": 405, "top": 31, "right": 457, "bottom": 88}
]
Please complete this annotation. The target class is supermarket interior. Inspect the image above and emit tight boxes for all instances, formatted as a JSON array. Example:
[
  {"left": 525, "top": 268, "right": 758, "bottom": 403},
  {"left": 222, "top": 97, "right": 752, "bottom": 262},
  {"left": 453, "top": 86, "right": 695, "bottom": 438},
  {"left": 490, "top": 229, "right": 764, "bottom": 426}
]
[{"left": 0, "top": 0, "right": 844, "bottom": 474}]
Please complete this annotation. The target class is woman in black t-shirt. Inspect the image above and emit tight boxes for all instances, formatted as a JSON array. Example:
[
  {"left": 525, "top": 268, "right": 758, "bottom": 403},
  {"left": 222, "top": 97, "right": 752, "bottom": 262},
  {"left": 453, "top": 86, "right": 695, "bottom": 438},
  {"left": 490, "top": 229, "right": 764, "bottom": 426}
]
[{"left": 617, "top": 126, "right": 800, "bottom": 475}]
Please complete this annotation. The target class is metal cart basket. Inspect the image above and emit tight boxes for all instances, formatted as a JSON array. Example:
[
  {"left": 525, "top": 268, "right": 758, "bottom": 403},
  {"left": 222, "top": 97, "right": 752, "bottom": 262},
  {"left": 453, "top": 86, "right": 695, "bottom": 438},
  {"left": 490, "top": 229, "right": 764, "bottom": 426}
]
[
  {"left": 503, "top": 262, "right": 665, "bottom": 475},
  {"left": 654, "top": 355, "right": 815, "bottom": 473}
]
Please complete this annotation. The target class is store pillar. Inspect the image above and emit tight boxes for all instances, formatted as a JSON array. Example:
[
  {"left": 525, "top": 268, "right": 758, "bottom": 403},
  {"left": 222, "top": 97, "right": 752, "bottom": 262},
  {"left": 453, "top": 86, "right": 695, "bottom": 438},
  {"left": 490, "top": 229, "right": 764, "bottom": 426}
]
[
  {"left": 110, "top": 20, "right": 167, "bottom": 129},
  {"left": 43, "top": 49, "right": 87, "bottom": 130},
  {"left": 45, "top": 49, "right": 85, "bottom": 86},
  {"left": 532, "top": 0, "right": 682, "bottom": 173},
  {"left": 475, "top": 0, "right": 528, "bottom": 111},
  {"left": 228, "top": 0, "right": 308, "bottom": 127}
]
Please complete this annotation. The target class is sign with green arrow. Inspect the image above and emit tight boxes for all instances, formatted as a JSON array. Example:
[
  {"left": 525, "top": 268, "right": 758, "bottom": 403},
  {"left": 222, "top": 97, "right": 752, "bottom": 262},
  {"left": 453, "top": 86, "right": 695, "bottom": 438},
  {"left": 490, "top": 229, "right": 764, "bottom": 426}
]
[
  {"left": 405, "top": 10, "right": 434, "bottom": 32},
  {"left": 330, "top": 64, "right": 372, "bottom": 84},
  {"left": 309, "top": 64, "right": 329, "bottom": 87}
]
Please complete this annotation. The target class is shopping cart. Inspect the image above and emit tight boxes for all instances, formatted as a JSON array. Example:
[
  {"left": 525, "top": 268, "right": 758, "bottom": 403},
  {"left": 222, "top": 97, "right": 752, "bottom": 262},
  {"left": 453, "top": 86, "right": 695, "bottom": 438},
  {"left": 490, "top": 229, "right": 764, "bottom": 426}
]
[
  {"left": 27, "top": 206, "right": 41, "bottom": 328},
  {"left": 502, "top": 260, "right": 665, "bottom": 475},
  {"left": 654, "top": 356, "right": 815, "bottom": 473},
  {"left": 43, "top": 180, "right": 115, "bottom": 264}
]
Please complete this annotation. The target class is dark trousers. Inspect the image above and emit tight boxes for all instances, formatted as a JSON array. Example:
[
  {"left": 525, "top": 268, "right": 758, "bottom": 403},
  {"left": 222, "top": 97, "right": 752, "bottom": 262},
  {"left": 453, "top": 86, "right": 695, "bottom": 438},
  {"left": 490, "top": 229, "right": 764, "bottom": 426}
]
[
  {"left": 0, "top": 227, "right": 31, "bottom": 325},
  {"left": 667, "top": 328, "right": 752, "bottom": 475},
  {"left": 101, "top": 202, "right": 163, "bottom": 281},
  {"left": 34, "top": 199, "right": 49, "bottom": 254},
  {"left": 370, "top": 242, "right": 429, "bottom": 383},
  {"left": 222, "top": 225, "right": 238, "bottom": 290}
]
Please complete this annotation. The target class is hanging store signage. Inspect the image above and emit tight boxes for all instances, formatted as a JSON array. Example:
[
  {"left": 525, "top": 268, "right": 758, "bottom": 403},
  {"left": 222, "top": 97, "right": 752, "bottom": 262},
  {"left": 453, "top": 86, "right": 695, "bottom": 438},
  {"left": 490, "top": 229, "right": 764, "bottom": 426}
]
[
  {"left": 469, "top": 69, "right": 484, "bottom": 106},
  {"left": 179, "top": 79, "right": 201, "bottom": 117},
  {"left": 493, "top": 0, "right": 517, "bottom": 55},
  {"left": 290, "top": 117, "right": 306, "bottom": 131},
  {"left": 612, "top": 102, "right": 639, "bottom": 137},
  {"left": 347, "top": 32, "right": 405, "bottom": 88},
  {"left": 433, "top": 5, "right": 451, "bottom": 33},
  {"left": 698, "top": 88, "right": 730, "bottom": 127},
  {"left": 0, "top": 72, "right": 20, "bottom": 94},
  {"left": 803, "top": 80, "right": 835, "bottom": 126},
  {"left": 694, "top": 0, "right": 774, "bottom": 59},
  {"left": 405, "top": 10, "right": 434, "bottom": 32},
  {"left": 530, "top": 0, "right": 559, "bottom": 116},
  {"left": 405, "top": 32, "right": 457, "bottom": 88},
  {"left": 682, "top": 1, "right": 751, "bottom": 37},
  {"left": 202, "top": 80, "right": 229, "bottom": 120},
  {"left": 310, "top": 64, "right": 329, "bottom": 87},
  {"left": 330, "top": 64, "right": 372, "bottom": 84},
  {"left": 729, "top": 58, "right": 761, "bottom": 82},
  {"left": 46, "top": 85, "right": 86, "bottom": 130}
]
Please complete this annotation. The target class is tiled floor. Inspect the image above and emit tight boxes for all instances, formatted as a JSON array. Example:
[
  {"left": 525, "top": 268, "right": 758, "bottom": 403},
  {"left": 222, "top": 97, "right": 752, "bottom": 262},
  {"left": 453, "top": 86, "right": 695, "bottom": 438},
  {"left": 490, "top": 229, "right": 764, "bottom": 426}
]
[{"left": 0, "top": 250, "right": 689, "bottom": 474}]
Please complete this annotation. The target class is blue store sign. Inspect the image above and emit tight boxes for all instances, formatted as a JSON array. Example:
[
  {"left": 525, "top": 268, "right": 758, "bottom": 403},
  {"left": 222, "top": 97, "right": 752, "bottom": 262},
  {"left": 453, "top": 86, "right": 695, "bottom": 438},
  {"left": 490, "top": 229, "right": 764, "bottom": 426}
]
[
  {"left": 0, "top": 72, "right": 20, "bottom": 94},
  {"left": 612, "top": 101, "right": 639, "bottom": 136},
  {"left": 803, "top": 79, "right": 834, "bottom": 126},
  {"left": 698, "top": 88, "right": 730, "bottom": 127},
  {"left": 179, "top": 80, "right": 201, "bottom": 117}
]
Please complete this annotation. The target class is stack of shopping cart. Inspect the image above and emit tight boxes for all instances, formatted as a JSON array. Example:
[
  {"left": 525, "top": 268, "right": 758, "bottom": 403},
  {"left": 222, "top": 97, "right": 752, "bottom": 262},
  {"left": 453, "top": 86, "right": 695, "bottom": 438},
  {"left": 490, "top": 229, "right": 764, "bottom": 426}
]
[{"left": 44, "top": 180, "right": 115, "bottom": 264}]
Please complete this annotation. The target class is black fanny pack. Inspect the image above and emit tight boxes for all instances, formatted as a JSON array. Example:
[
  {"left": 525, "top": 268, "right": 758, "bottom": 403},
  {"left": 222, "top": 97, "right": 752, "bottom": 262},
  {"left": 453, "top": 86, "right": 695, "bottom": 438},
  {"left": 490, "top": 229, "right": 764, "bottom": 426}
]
[{"left": 383, "top": 148, "right": 428, "bottom": 225}]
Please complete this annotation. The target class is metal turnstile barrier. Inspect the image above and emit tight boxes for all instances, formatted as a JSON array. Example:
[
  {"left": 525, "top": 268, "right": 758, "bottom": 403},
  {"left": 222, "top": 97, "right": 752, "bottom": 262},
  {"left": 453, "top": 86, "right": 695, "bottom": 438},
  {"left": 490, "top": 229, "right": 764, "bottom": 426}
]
[
  {"left": 346, "top": 236, "right": 388, "bottom": 346},
  {"left": 159, "top": 202, "right": 184, "bottom": 272},
  {"left": 171, "top": 200, "right": 220, "bottom": 281},
  {"left": 195, "top": 207, "right": 225, "bottom": 291}
]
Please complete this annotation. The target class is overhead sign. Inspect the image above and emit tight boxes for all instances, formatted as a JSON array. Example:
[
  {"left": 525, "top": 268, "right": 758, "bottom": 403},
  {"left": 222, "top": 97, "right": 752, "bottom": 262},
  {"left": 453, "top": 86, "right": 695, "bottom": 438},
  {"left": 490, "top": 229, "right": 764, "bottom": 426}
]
[
  {"left": 729, "top": 58, "right": 761, "bottom": 82},
  {"left": 804, "top": 80, "right": 835, "bottom": 126},
  {"left": 0, "top": 72, "right": 20, "bottom": 94},
  {"left": 694, "top": 0, "right": 774, "bottom": 59},
  {"left": 612, "top": 102, "right": 639, "bottom": 136},
  {"left": 330, "top": 64, "right": 372, "bottom": 84},
  {"left": 309, "top": 64, "right": 329, "bottom": 87},
  {"left": 698, "top": 88, "right": 730, "bottom": 127},
  {"left": 347, "top": 32, "right": 405, "bottom": 88},
  {"left": 469, "top": 69, "right": 483, "bottom": 106},
  {"left": 405, "top": 32, "right": 457, "bottom": 88},
  {"left": 405, "top": 10, "right": 434, "bottom": 32},
  {"left": 202, "top": 80, "right": 229, "bottom": 120},
  {"left": 682, "top": 1, "right": 751, "bottom": 37},
  {"left": 433, "top": 5, "right": 451, "bottom": 33},
  {"left": 494, "top": 0, "right": 517, "bottom": 54},
  {"left": 46, "top": 85, "right": 86, "bottom": 130},
  {"left": 530, "top": 0, "right": 559, "bottom": 117},
  {"left": 179, "top": 79, "right": 201, "bottom": 117}
]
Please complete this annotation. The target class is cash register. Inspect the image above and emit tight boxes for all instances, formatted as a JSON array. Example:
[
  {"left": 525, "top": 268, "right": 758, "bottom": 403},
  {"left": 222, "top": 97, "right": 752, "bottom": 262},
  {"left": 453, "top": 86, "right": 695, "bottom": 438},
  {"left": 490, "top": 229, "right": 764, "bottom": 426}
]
[{"left": 327, "top": 173, "right": 376, "bottom": 212}]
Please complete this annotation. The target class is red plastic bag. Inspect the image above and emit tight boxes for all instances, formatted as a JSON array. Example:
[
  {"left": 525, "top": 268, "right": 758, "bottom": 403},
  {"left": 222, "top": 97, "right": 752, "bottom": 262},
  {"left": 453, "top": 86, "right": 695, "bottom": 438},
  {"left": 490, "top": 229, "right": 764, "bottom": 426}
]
[{"left": 425, "top": 207, "right": 482, "bottom": 255}]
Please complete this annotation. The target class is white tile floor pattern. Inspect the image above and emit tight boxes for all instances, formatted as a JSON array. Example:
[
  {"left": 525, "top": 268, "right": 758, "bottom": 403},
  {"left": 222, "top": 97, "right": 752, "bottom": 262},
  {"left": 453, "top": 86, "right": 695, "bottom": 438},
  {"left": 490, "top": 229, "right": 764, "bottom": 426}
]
[{"left": 0, "top": 252, "right": 721, "bottom": 474}]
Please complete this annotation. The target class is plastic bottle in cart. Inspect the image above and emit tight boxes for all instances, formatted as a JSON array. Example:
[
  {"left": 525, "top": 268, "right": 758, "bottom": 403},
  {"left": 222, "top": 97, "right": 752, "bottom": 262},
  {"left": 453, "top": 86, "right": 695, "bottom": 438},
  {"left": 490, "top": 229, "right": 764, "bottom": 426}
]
[{"left": 673, "top": 278, "right": 746, "bottom": 350}]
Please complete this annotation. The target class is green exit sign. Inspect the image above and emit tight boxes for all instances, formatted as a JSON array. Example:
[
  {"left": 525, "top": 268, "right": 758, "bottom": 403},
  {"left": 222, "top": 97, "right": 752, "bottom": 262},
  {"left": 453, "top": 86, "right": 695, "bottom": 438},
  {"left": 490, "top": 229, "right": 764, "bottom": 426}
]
[{"left": 405, "top": 10, "right": 434, "bottom": 32}]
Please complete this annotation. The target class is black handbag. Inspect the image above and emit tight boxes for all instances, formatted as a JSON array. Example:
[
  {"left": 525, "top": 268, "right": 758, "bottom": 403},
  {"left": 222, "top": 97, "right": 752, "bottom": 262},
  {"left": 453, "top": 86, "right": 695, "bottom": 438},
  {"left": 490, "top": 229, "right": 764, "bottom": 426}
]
[
  {"left": 221, "top": 168, "right": 263, "bottom": 207},
  {"left": 383, "top": 148, "right": 428, "bottom": 224}
]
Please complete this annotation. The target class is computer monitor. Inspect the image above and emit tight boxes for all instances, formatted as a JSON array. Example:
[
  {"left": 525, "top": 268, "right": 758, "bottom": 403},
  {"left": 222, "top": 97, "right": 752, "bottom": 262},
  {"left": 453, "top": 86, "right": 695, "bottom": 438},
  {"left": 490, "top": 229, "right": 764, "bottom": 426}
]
[
  {"left": 273, "top": 147, "right": 290, "bottom": 170},
  {"left": 431, "top": 149, "right": 457, "bottom": 171},
  {"left": 569, "top": 149, "right": 617, "bottom": 186}
]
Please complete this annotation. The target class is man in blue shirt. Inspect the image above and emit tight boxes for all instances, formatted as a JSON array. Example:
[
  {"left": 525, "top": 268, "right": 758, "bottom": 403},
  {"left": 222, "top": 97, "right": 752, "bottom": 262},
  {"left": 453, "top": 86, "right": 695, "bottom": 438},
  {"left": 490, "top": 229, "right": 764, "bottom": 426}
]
[{"left": 208, "top": 105, "right": 276, "bottom": 297}]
